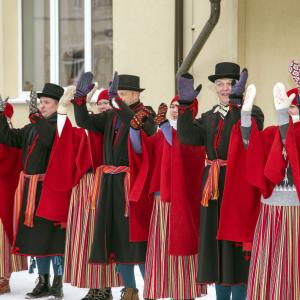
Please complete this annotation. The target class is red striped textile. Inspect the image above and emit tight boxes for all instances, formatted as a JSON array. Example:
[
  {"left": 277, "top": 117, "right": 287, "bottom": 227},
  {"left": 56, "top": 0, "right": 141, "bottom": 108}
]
[
  {"left": 143, "top": 195, "right": 207, "bottom": 299},
  {"left": 247, "top": 203, "right": 300, "bottom": 299},
  {"left": 201, "top": 159, "right": 227, "bottom": 207},
  {"left": 91, "top": 165, "right": 130, "bottom": 216},
  {"left": 64, "top": 173, "right": 122, "bottom": 288},
  {"left": 0, "top": 220, "right": 27, "bottom": 278}
]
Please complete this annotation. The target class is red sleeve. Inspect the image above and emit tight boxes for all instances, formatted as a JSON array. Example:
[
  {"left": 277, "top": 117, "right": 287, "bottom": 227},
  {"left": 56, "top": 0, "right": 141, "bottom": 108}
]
[
  {"left": 169, "top": 131, "right": 206, "bottom": 255},
  {"left": 217, "top": 121, "right": 261, "bottom": 244},
  {"left": 0, "top": 145, "right": 22, "bottom": 243}
]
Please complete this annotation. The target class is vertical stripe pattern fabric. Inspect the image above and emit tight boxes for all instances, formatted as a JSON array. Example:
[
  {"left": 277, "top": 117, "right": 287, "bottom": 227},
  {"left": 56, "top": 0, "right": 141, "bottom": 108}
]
[
  {"left": 143, "top": 195, "right": 207, "bottom": 299},
  {"left": 247, "top": 203, "right": 300, "bottom": 300},
  {"left": 0, "top": 220, "right": 27, "bottom": 278},
  {"left": 64, "top": 173, "right": 122, "bottom": 288}
]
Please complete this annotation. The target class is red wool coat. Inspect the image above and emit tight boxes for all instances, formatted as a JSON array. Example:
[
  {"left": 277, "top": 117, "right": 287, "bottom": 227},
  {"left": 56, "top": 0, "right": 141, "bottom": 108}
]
[
  {"left": 36, "top": 118, "right": 102, "bottom": 223},
  {"left": 129, "top": 129, "right": 206, "bottom": 255},
  {"left": 217, "top": 121, "right": 261, "bottom": 245},
  {"left": 0, "top": 145, "right": 22, "bottom": 243}
]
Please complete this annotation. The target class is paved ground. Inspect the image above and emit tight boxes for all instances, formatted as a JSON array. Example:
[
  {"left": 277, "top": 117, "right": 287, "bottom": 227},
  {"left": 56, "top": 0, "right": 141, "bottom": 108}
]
[{"left": 1, "top": 268, "right": 216, "bottom": 299}]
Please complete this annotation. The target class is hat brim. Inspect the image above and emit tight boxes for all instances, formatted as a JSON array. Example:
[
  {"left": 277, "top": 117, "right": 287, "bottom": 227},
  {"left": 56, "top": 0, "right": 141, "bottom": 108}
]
[
  {"left": 208, "top": 73, "right": 240, "bottom": 83},
  {"left": 37, "top": 93, "right": 60, "bottom": 101},
  {"left": 118, "top": 85, "right": 145, "bottom": 92}
]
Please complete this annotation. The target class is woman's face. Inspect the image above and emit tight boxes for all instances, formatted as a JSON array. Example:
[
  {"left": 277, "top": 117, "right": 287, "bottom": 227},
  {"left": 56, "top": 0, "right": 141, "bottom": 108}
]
[
  {"left": 169, "top": 101, "right": 179, "bottom": 120},
  {"left": 97, "top": 100, "right": 112, "bottom": 113}
]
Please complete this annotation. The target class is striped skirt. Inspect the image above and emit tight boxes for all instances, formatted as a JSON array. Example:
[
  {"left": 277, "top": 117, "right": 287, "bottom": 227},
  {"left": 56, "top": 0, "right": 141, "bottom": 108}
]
[
  {"left": 247, "top": 203, "right": 300, "bottom": 300},
  {"left": 64, "top": 173, "right": 122, "bottom": 288},
  {"left": 143, "top": 194, "right": 207, "bottom": 299},
  {"left": 0, "top": 219, "right": 27, "bottom": 278}
]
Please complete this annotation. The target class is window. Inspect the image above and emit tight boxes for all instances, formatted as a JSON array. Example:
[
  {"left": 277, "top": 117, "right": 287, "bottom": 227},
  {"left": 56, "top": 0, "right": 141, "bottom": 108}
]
[
  {"left": 22, "top": 0, "right": 50, "bottom": 91},
  {"left": 92, "top": 0, "right": 113, "bottom": 86},
  {"left": 21, "top": 0, "right": 112, "bottom": 94}
]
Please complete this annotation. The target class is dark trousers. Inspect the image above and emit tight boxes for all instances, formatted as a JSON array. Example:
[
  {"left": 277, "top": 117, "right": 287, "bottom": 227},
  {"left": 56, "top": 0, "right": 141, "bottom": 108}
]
[
  {"left": 215, "top": 284, "right": 246, "bottom": 300},
  {"left": 117, "top": 264, "right": 145, "bottom": 288},
  {"left": 36, "top": 256, "right": 64, "bottom": 276}
]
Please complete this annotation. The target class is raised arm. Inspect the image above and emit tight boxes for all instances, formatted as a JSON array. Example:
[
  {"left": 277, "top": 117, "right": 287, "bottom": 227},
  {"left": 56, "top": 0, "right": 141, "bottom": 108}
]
[
  {"left": 0, "top": 97, "right": 23, "bottom": 147},
  {"left": 240, "top": 84, "right": 256, "bottom": 148},
  {"left": 72, "top": 72, "right": 107, "bottom": 132},
  {"left": 273, "top": 82, "right": 296, "bottom": 143},
  {"left": 176, "top": 73, "right": 205, "bottom": 145}
]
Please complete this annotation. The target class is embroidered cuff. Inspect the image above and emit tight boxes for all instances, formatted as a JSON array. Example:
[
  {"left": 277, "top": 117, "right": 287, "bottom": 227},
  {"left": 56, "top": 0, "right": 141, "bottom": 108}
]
[{"left": 71, "top": 96, "right": 87, "bottom": 106}]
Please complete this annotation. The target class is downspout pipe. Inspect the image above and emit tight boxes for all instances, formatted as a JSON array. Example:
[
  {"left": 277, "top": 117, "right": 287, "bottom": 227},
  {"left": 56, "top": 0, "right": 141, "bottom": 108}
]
[
  {"left": 176, "top": 0, "right": 221, "bottom": 78},
  {"left": 174, "top": 0, "right": 183, "bottom": 75}
]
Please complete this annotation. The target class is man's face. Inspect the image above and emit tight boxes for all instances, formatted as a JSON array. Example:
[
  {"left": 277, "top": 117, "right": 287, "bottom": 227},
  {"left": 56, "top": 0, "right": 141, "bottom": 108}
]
[
  {"left": 117, "top": 90, "right": 140, "bottom": 106},
  {"left": 97, "top": 99, "right": 112, "bottom": 113},
  {"left": 39, "top": 97, "right": 58, "bottom": 118},
  {"left": 169, "top": 101, "right": 179, "bottom": 120},
  {"left": 215, "top": 78, "right": 232, "bottom": 105}
]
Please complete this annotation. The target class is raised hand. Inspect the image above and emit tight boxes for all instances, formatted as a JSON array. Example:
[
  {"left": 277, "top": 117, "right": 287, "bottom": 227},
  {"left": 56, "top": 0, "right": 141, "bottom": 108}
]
[
  {"left": 242, "top": 84, "right": 256, "bottom": 112},
  {"left": 0, "top": 95, "right": 8, "bottom": 112},
  {"left": 289, "top": 60, "right": 300, "bottom": 90},
  {"left": 58, "top": 86, "right": 76, "bottom": 114},
  {"left": 28, "top": 90, "right": 43, "bottom": 123},
  {"left": 75, "top": 72, "right": 94, "bottom": 98},
  {"left": 86, "top": 82, "right": 98, "bottom": 103},
  {"left": 29, "top": 90, "right": 38, "bottom": 114},
  {"left": 273, "top": 82, "right": 295, "bottom": 111},
  {"left": 154, "top": 103, "right": 168, "bottom": 126},
  {"left": 130, "top": 108, "right": 151, "bottom": 130},
  {"left": 229, "top": 68, "right": 248, "bottom": 105},
  {"left": 177, "top": 73, "right": 202, "bottom": 102},
  {"left": 109, "top": 72, "right": 119, "bottom": 100}
]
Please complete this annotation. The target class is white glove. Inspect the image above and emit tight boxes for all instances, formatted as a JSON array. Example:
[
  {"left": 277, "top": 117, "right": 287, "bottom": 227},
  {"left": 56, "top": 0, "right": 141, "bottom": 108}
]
[
  {"left": 86, "top": 82, "right": 98, "bottom": 103},
  {"left": 111, "top": 98, "right": 120, "bottom": 109},
  {"left": 273, "top": 82, "right": 296, "bottom": 111},
  {"left": 57, "top": 85, "right": 76, "bottom": 115},
  {"left": 242, "top": 84, "right": 256, "bottom": 112}
]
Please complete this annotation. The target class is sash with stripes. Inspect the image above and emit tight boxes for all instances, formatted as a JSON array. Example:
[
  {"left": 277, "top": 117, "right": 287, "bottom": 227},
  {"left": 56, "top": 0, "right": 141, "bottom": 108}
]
[
  {"left": 91, "top": 165, "right": 130, "bottom": 217},
  {"left": 201, "top": 159, "right": 227, "bottom": 207},
  {"left": 13, "top": 171, "right": 45, "bottom": 233}
]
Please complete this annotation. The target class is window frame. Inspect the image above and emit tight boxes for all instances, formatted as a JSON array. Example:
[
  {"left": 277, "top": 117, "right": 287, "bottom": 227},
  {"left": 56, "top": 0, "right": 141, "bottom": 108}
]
[{"left": 13, "top": 0, "right": 93, "bottom": 103}]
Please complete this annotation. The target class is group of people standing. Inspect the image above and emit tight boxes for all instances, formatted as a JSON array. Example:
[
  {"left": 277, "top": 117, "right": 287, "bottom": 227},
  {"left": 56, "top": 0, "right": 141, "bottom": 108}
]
[{"left": 0, "top": 60, "right": 299, "bottom": 300}]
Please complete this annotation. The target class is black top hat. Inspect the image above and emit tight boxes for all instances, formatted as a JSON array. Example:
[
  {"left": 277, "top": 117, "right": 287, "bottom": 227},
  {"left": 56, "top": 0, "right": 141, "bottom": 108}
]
[
  {"left": 208, "top": 62, "right": 240, "bottom": 83},
  {"left": 37, "top": 83, "right": 64, "bottom": 101},
  {"left": 118, "top": 74, "right": 145, "bottom": 92}
]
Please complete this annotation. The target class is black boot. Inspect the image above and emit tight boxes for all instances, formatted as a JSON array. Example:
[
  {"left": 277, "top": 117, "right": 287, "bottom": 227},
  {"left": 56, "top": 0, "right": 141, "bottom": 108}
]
[
  {"left": 25, "top": 274, "right": 50, "bottom": 299},
  {"left": 47, "top": 275, "right": 63, "bottom": 299}
]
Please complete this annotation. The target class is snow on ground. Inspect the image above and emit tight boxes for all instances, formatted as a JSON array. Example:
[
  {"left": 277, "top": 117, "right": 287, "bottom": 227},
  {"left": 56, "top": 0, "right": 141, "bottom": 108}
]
[{"left": 1, "top": 267, "right": 216, "bottom": 299}]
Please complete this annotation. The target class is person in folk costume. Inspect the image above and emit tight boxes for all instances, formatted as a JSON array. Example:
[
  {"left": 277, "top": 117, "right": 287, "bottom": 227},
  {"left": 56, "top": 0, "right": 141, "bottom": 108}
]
[
  {"left": 96, "top": 89, "right": 112, "bottom": 113},
  {"left": 71, "top": 72, "right": 157, "bottom": 300},
  {"left": 0, "top": 84, "right": 68, "bottom": 300},
  {"left": 60, "top": 85, "right": 123, "bottom": 300},
  {"left": 128, "top": 94, "right": 208, "bottom": 299},
  {"left": 176, "top": 63, "right": 264, "bottom": 300},
  {"left": 0, "top": 101, "right": 27, "bottom": 295},
  {"left": 244, "top": 60, "right": 300, "bottom": 299}
]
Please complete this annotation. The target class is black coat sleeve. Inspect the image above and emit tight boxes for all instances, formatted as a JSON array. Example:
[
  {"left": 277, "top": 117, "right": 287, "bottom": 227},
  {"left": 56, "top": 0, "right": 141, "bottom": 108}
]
[
  {"left": 177, "top": 108, "right": 205, "bottom": 146},
  {"left": 252, "top": 105, "right": 264, "bottom": 130},
  {"left": 0, "top": 114, "right": 24, "bottom": 148},
  {"left": 73, "top": 103, "right": 107, "bottom": 133}
]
